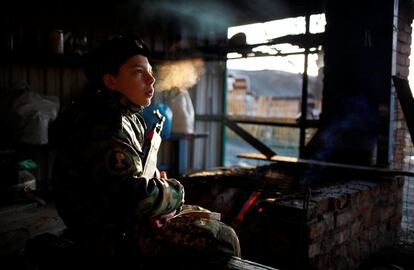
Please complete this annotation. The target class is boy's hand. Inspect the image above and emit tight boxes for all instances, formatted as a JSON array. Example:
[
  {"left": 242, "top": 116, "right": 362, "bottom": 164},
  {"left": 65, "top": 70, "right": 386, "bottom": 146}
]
[
  {"left": 160, "top": 171, "right": 167, "bottom": 179},
  {"left": 150, "top": 209, "right": 176, "bottom": 228}
]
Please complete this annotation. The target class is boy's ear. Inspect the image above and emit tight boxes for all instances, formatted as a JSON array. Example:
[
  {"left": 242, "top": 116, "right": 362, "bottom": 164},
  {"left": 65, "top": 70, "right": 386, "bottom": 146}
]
[{"left": 103, "top": 74, "right": 117, "bottom": 91}]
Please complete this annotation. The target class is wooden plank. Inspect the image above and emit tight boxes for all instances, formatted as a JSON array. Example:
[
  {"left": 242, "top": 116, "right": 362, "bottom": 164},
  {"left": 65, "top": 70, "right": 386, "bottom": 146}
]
[
  {"left": 60, "top": 67, "right": 73, "bottom": 105},
  {"left": 0, "top": 64, "right": 11, "bottom": 93},
  {"left": 27, "top": 65, "right": 45, "bottom": 92},
  {"left": 11, "top": 64, "right": 28, "bottom": 88},
  {"left": 224, "top": 256, "right": 278, "bottom": 270},
  {"left": 70, "top": 68, "right": 86, "bottom": 102},
  {"left": 237, "top": 153, "right": 414, "bottom": 177},
  {"left": 45, "top": 66, "right": 61, "bottom": 96},
  {"left": 222, "top": 116, "right": 277, "bottom": 158},
  {"left": 393, "top": 76, "right": 414, "bottom": 145},
  {"left": 230, "top": 115, "right": 318, "bottom": 128},
  {"left": 196, "top": 114, "right": 318, "bottom": 128}
]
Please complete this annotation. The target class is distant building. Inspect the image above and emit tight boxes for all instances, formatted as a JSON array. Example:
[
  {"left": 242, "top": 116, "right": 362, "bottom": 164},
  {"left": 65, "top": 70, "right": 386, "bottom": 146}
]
[
  {"left": 226, "top": 69, "right": 322, "bottom": 149},
  {"left": 227, "top": 69, "right": 321, "bottom": 119}
]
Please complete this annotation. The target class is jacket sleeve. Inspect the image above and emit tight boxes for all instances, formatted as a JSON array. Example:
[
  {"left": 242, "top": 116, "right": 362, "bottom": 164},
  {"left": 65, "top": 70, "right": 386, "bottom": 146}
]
[{"left": 102, "top": 140, "right": 185, "bottom": 219}]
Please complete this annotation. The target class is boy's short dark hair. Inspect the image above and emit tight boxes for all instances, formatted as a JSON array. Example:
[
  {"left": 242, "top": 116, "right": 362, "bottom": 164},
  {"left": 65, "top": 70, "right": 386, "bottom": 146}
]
[{"left": 84, "top": 35, "right": 150, "bottom": 85}]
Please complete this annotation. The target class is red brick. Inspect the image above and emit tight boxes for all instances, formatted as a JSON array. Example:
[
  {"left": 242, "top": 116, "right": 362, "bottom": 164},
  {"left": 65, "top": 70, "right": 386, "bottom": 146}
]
[
  {"left": 334, "top": 244, "right": 347, "bottom": 259},
  {"left": 322, "top": 212, "right": 335, "bottom": 230},
  {"left": 380, "top": 207, "right": 395, "bottom": 221},
  {"left": 317, "top": 254, "right": 331, "bottom": 269},
  {"left": 359, "top": 189, "right": 372, "bottom": 205},
  {"left": 306, "top": 202, "right": 318, "bottom": 220},
  {"left": 395, "top": 202, "right": 403, "bottom": 216},
  {"left": 370, "top": 185, "right": 381, "bottom": 198},
  {"left": 351, "top": 220, "right": 361, "bottom": 237},
  {"left": 397, "top": 66, "right": 409, "bottom": 77},
  {"left": 378, "top": 224, "right": 387, "bottom": 236},
  {"left": 397, "top": 43, "right": 412, "bottom": 54},
  {"left": 398, "top": 30, "right": 410, "bottom": 43},
  {"left": 389, "top": 215, "right": 402, "bottom": 228},
  {"left": 397, "top": 53, "right": 409, "bottom": 66},
  {"left": 359, "top": 230, "right": 370, "bottom": 241},
  {"left": 308, "top": 242, "right": 321, "bottom": 258},
  {"left": 329, "top": 195, "right": 348, "bottom": 210},
  {"left": 336, "top": 211, "right": 353, "bottom": 228},
  {"left": 334, "top": 229, "right": 350, "bottom": 245},
  {"left": 308, "top": 219, "right": 326, "bottom": 240},
  {"left": 368, "top": 226, "right": 378, "bottom": 241},
  {"left": 404, "top": 22, "right": 413, "bottom": 34},
  {"left": 356, "top": 203, "right": 372, "bottom": 220},
  {"left": 313, "top": 197, "right": 330, "bottom": 218},
  {"left": 347, "top": 239, "right": 361, "bottom": 263},
  {"left": 360, "top": 209, "right": 375, "bottom": 229},
  {"left": 321, "top": 234, "right": 335, "bottom": 252}
]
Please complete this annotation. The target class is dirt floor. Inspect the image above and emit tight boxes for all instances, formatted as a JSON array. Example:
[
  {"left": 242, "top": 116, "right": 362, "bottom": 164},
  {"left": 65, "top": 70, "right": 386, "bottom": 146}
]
[{"left": 0, "top": 198, "right": 65, "bottom": 269}]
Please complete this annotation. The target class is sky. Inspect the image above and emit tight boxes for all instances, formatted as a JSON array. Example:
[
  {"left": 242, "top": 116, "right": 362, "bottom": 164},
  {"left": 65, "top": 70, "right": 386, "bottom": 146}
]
[
  {"left": 227, "top": 15, "right": 414, "bottom": 95},
  {"left": 226, "top": 14, "right": 326, "bottom": 77}
]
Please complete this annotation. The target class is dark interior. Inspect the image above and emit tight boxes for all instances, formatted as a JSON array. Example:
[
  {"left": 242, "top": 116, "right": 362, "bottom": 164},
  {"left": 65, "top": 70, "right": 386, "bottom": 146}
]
[{"left": 1, "top": 1, "right": 414, "bottom": 270}]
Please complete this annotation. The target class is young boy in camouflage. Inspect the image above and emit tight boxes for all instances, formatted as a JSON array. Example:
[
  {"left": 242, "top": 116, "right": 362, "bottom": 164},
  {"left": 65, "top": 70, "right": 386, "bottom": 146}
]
[{"left": 52, "top": 34, "right": 240, "bottom": 268}]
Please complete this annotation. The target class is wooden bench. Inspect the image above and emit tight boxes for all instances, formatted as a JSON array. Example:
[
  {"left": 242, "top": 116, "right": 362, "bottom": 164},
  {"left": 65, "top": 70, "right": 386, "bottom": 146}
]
[{"left": 225, "top": 256, "right": 278, "bottom": 270}]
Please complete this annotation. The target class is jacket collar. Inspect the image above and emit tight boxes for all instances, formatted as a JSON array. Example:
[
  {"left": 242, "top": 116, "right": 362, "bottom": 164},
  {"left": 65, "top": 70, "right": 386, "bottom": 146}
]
[
  {"left": 96, "top": 88, "right": 143, "bottom": 114},
  {"left": 119, "top": 95, "right": 144, "bottom": 113}
]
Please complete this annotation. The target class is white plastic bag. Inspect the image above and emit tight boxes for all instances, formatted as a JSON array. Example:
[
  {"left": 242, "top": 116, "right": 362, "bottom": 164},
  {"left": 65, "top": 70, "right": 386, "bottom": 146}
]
[
  {"left": 12, "top": 87, "right": 60, "bottom": 145},
  {"left": 167, "top": 88, "right": 195, "bottom": 134}
]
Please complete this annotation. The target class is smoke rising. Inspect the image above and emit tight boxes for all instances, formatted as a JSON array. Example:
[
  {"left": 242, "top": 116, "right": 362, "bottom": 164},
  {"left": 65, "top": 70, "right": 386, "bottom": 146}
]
[
  {"left": 155, "top": 58, "right": 205, "bottom": 91},
  {"left": 301, "top": 95, "right": 379, "bottom": 186},
  {"left": 119, "top": 0, "right": 235, "bottom": 39}
]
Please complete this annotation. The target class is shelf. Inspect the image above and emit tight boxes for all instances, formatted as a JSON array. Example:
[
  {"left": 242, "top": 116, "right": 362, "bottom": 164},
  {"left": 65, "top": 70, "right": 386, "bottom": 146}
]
[
  {"left": 165, "top": 132, "right": 209, "bottom": 141},
  {"left": 0, "top": 52, "right": 85, "bottom": 67}
]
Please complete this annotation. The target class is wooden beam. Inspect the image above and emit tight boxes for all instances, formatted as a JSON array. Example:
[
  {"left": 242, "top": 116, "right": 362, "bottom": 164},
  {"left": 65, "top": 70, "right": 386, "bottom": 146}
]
[
  {"left": 237, "top": 153, "right": 414, "bottom": 177},
  {"left": 393, "top": 76, "right": 414, "bottom": 145},
  {"left": 222, "top": 116, "right": 277, "bottom": 158},
  {"left": 224, "top": 256, "right": 278, "bottom": 270}
]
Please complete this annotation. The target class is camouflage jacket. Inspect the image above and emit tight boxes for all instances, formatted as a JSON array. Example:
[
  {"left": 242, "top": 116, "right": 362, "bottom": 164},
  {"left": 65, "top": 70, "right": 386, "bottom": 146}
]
[{"left": 52, "top": 89, "right": 184, "bottom": 253}]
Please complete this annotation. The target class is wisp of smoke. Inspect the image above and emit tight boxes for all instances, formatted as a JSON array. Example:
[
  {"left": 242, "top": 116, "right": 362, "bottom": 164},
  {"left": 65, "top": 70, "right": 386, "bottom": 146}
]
[{"left": 155, "top": 58, "right": 205, "bottom": 91}]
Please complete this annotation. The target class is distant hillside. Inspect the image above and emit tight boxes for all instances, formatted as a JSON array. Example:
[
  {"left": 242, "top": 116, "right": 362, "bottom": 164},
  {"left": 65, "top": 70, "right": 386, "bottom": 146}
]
[{"left": 228, "top": 69, "right": 320, "bottom": 99}]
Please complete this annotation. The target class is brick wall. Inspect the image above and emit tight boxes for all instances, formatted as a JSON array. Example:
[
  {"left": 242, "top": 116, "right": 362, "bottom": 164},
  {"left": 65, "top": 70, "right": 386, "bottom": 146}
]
[
  {"left": 305, "top": 177, "right": 403, "bottom": 269},
  {"left": 181, "top": 168, "right": 404, "bottom": 270},
  {"left": 393, "top": 0, "right": 413, "bottom": 170}
]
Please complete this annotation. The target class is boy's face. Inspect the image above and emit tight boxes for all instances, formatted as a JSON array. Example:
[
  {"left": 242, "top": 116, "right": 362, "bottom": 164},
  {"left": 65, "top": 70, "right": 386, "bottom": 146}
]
[{"left": 105, "top": 55, "right": 155, "bottom": 107}]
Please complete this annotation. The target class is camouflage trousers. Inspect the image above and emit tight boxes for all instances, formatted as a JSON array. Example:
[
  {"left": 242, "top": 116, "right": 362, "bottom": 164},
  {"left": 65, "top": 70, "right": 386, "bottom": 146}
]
[{"left": 131, "top": 205, "right": 241, "bottom": 265}]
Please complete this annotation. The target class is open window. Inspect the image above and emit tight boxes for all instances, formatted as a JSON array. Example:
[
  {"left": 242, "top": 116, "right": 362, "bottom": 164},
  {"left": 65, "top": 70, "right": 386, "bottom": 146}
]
[{"left": 224, "top": 14, "right": 326, "bottom": 166}]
